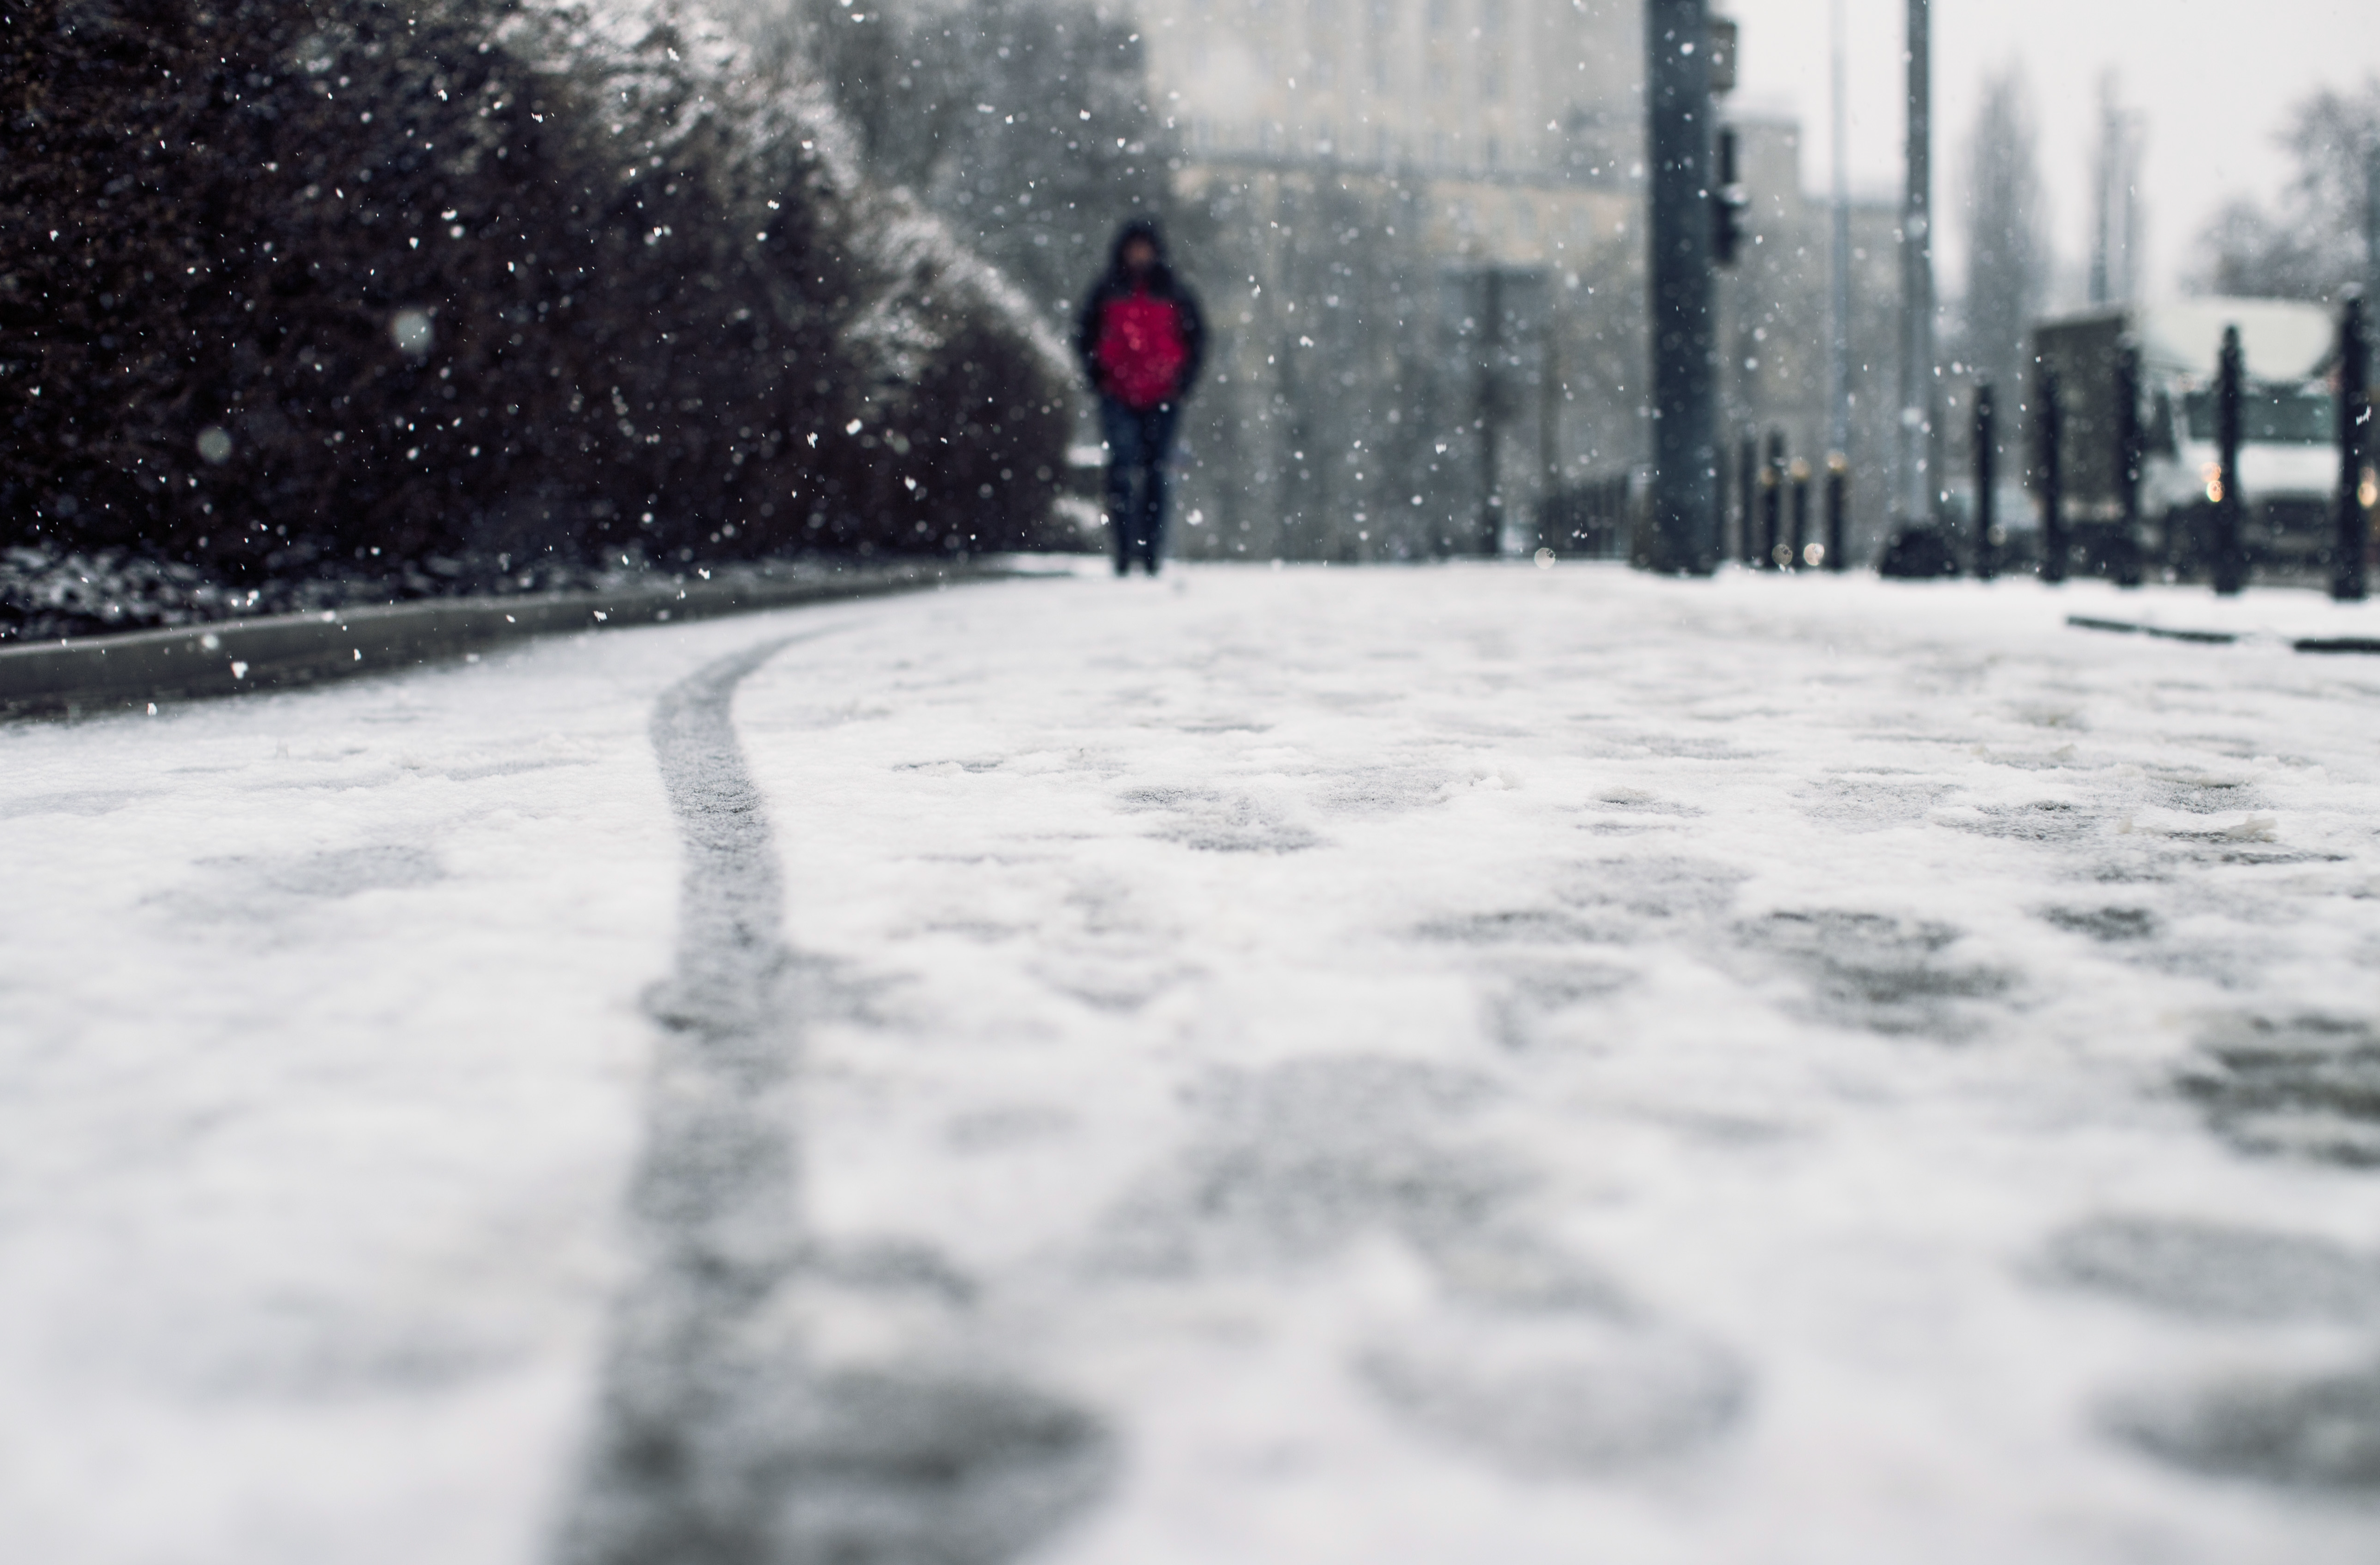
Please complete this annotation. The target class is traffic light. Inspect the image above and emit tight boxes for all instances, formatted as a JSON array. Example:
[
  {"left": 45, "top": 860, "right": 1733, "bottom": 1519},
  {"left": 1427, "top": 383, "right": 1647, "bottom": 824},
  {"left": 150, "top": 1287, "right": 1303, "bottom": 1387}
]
[{"left": 1714, "top": 126, "right": 1750, "bottom": 267}]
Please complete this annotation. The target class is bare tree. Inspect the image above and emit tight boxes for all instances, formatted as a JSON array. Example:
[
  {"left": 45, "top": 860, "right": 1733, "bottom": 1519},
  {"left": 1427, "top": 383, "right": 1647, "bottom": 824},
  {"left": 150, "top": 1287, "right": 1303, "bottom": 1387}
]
[
  {"left": 2190, "top": 77, "right": 2380, "bottom": 303},
  {"left": 741, "top": 0, "right": 1202, "bottom": 330},
  {"left": 1957, "top": 67, "right": 2049, "bottom": 400}
]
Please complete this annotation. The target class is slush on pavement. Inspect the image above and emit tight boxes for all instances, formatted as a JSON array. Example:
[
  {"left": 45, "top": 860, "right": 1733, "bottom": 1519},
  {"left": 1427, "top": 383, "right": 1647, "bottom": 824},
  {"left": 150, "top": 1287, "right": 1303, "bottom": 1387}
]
[{"left": 4, "top": 565, "right": 2380, "bottom": 1563}]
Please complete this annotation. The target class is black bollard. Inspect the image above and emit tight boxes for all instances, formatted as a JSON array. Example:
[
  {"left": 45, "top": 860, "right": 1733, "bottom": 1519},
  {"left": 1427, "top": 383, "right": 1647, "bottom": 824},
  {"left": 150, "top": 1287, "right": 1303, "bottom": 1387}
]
[
  {"left": 2336, "top": 293, "right": 2371, "bottom": 602},
  {"left": 2113, "top": 339, "right": 2145, "bottom": 587},
  {"left": 1716, "top": 433, "right": 1733, "bottom": 560},
  {"left": 2035, "top": 365, "right": 2066, "bottom": 584},
  {"left": 1763, "top": 431, "right": 1785, "bottom": 568},
  {"left": 1825, "top": 453, "right": 1848, "bottom": 571},
  {"left": 1974, "top": 382, "right": 1997, "bottom": 581},
  {"left": 1478, "top": 272, "right": 1504, "bottom": 560},
  {"left": 1739, "top": 436, "right": 1759, "bottom": 565},
  {"left": 2213, "top": 324, "right": 2247, "bottom": 596},
  {"left": 1790, "top": 458, "right": 1812, "bottom": 567}
]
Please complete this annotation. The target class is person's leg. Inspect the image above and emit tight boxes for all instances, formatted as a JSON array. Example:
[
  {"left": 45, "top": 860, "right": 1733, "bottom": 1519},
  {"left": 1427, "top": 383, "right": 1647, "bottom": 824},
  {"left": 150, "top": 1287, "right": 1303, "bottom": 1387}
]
[
  {"left": 1139, "top": 404, "right": 1181, "bottom": 573},
  {"left": 1099, "top": 399, "right": 1140, "bottom": 575}
]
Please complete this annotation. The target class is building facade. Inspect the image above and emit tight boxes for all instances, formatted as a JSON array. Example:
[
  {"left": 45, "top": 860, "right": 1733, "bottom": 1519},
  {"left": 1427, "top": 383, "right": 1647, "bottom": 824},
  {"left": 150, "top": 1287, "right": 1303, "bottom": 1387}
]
[
  {"left": 1113, "top": 0, "right": 1902, "bottom": 564},
  {"left": 1717, "top": 115, "right": 1905, "bottom": 565},
  {"left": 1142, "top": 0, "right": 1639, "bottom": 191},
  {"left": 1122, "top": 0, "right": 1651, "bottom": 559}
]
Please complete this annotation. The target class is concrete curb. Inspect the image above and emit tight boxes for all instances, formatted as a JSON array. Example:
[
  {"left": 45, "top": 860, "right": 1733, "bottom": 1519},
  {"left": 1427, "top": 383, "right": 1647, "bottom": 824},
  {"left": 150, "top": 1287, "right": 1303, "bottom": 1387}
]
[
  {"left": 2066, "top": 614, "right": 2380, "bottom": 655},
  {"left": 0, "top": 558, "right": 1019, "bottom": 719}
]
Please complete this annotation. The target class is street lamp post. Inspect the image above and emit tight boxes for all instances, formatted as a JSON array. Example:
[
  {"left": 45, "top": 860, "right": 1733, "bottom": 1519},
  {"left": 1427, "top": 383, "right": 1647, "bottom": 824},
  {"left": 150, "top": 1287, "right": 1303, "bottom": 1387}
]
[
  {"left": 1828, "top": 0, "right": 1852, "bottom": 473},
  {"left": 1895, "top": 0, "right": 1936, "bottom": 540}
]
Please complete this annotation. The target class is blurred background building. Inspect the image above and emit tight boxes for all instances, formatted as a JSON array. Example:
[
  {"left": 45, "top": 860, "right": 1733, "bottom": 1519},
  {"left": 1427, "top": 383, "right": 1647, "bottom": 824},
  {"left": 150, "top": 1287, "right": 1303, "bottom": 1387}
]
[
  {"left": 1128, "top": 0, "right": 1650, "bottom": 561},
  {"left": 1130, "top": 0, "right": 1904, "bottom": 564}
]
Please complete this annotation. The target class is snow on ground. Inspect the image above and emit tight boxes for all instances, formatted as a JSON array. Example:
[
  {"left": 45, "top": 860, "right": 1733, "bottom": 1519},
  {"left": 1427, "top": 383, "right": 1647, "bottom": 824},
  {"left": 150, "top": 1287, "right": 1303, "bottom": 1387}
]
[{"left": 5, "top": 563, "right": 2380, "bottom": 1563}]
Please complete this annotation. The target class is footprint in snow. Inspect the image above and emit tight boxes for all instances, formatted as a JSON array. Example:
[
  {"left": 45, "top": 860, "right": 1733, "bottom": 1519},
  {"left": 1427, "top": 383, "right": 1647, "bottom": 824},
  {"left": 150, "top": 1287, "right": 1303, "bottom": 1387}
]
[{"left": 1092, "top": 1056, "right": 1749, "bottom": 1476}]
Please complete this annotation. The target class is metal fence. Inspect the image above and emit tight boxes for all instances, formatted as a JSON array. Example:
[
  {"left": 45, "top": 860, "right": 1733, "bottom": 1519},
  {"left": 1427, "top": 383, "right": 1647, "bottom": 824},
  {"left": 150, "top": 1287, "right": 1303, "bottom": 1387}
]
[{"left": 1535, "top": 471, "right": 1638, "bottom": 560}]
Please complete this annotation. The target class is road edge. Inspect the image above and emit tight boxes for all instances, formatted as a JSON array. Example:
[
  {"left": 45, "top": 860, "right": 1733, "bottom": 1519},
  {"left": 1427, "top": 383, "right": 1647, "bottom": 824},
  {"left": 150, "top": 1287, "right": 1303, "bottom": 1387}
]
[{"left": 0, "top": 558, "right": 1026, "bottom": 719}]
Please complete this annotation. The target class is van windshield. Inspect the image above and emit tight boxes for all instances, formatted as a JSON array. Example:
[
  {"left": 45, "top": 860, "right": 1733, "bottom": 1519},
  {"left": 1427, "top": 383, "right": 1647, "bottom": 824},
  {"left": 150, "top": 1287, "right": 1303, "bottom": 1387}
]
[{"left": 2181, "top": 384, "right": 2337, "bottom": 445}]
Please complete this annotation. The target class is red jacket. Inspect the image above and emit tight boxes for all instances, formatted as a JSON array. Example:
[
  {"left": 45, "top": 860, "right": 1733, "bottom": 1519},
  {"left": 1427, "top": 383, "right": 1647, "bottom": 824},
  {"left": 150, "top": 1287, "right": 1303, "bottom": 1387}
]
[
  {"left": 1092, "top": 291, "right": 1191, "bottom": 409},
  {"left": 1076, "top": 264, "right": 1206, "bottom": 410}
]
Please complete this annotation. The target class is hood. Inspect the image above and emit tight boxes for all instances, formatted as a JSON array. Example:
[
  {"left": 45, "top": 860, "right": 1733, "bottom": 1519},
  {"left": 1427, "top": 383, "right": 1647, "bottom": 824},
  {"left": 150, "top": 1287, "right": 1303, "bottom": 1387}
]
[{"left": 1108, "top": 217, "right": 1169, "bottom": 278}]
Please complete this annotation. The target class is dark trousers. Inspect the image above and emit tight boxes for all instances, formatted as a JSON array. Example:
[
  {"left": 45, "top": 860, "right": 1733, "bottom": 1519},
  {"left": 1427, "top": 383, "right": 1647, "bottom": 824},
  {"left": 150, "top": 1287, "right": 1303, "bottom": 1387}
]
[{"left": 1100, "top": 397, "right": 1180, "bottom": 574}]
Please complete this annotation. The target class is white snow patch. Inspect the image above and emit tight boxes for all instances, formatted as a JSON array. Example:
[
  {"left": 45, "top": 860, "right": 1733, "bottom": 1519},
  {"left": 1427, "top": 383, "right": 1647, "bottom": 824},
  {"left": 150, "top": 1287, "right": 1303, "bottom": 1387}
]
[{"left": 6, "top": 567, "right": 2380, "bottom": 1562}]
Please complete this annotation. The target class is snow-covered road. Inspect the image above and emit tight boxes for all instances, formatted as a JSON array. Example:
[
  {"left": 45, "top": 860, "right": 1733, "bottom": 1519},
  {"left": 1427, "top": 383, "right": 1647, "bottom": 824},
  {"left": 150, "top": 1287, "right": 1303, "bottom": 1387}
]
[{"left": 6, "top": 564, "right": 2380, "bottom": 1563}]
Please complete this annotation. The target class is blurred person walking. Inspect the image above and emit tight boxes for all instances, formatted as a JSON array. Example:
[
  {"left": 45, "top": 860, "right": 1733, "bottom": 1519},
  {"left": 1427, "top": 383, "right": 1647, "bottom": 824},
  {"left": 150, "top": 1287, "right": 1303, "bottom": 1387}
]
[{"left": 1077, "top": 218, "right": 1206, "bottom": 575}]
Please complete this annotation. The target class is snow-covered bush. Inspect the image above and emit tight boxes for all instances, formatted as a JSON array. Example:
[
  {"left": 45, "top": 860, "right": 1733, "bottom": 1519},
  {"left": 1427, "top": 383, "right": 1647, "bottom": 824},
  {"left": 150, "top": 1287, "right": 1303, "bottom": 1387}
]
[
  {"left": 0, "top": 0, "right": 1070, "bottom": 629},
  {"left": 767, "top": 0, "right": 1200, "bottom": 323}
]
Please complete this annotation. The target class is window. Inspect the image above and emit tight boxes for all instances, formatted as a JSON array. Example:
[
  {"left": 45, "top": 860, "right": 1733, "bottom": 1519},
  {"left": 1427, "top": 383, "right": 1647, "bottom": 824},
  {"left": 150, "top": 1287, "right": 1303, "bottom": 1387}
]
[
  {"left": 2182, "top": 384, "right": 2336, "bottom": 445},
  {"left": 1477, "top": 0, "right": 1504, "bottom": 96}
]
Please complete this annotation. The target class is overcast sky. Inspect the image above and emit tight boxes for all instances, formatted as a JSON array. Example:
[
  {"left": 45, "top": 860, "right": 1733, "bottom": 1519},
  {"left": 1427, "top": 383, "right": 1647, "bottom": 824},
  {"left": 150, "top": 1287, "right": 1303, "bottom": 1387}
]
[{"left": 1720, "top": 0, "right": 2380, "bottom": 303}]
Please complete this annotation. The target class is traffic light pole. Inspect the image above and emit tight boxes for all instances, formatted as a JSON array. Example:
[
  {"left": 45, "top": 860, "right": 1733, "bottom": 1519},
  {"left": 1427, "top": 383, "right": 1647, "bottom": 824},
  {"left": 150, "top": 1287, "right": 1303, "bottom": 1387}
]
[{"left": 1643, "top": 0, "right": 1720, "bottom": 575}]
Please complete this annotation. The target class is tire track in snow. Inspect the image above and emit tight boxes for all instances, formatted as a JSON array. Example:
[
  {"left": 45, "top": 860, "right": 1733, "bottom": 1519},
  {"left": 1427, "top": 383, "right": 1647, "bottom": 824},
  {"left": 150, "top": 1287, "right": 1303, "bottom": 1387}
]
[{"left": 559, "top": 634, "right": 1111, "bottom": 1565}]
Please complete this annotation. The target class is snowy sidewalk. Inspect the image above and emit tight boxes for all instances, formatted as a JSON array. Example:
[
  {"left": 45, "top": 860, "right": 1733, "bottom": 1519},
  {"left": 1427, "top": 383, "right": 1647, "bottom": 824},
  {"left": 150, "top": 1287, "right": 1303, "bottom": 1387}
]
[{"left": 5, "top": 564, "right": 2380, "bottom": 1563}]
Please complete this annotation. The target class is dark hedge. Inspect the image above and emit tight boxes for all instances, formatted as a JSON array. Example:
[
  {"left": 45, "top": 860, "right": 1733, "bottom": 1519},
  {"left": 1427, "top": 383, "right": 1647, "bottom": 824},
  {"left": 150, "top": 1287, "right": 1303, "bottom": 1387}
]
[{"left": 0, "top": 0, "right": 1075, "bottom": 626}]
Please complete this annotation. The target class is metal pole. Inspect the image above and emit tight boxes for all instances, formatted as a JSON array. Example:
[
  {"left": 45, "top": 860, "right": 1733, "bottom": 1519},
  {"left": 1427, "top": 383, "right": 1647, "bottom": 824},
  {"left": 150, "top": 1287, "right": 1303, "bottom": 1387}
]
[
  {"left": 2366, "top": 144, "right": 2380, "bottom": 311},
  {"left": 1541, "top": 275, "right": 1562, "bottom": 545},
  {"left": 1762, "top": 430, "right": 1784, "bottom": 568},
  {"left": 2036, "top": 364, "right": 2065, "bottom": 583},
  {"left": 1896, "top": 0, "right": 1935, "bottom": 533},
  {"left": 2336, "top": 293, "right": 2370, "bottom": 602},
  {"left": 1479, "top": 269, "right": 1504, "bottom": 558},
  {"left": 2089, "top": 74, "right": 2114, "bottom": 307},
  {"left": 2113, "top": 337, "right": 2145, "bottom": 586},
  {"left": 2214, "top": 324, "right": 2246, "bottom": 595},
  {"left": 1825, "top": 454, "right": 1848, "bottom": 571},
  {"left": 1974, "top": 382, "right": 1997, "bottom": 580},
  {"left": 1828, "top": 0, "right": 1852, "bottom": 464},
  {"left": 1644, "top": 0, "right": 1720, "bottom": 574}
]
